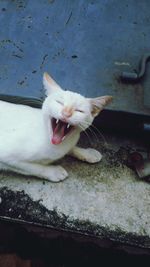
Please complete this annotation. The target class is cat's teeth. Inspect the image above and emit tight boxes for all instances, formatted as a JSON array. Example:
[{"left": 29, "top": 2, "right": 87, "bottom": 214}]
[
  {"left": 67, "top": 124, "right": 70, "bottom": 129},
  {"left": 62, "top": 136, "right": 66, "bottom": 141},
  {"left": 56, "top": 119, "right": 59, "bottom": 124}
]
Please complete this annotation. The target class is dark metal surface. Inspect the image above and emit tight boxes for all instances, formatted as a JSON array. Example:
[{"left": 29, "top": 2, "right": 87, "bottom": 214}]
[
  {"left": 0, "top": 0, "right": 150, "bottom": 116},
  {"left": 0, "top": 94, "right": 43, "bottom": 108}
]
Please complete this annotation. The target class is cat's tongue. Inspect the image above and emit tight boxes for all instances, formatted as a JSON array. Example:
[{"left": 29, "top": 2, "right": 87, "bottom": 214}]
[{"left": 51, "top": 121, "right": 66, "bottom": 145}]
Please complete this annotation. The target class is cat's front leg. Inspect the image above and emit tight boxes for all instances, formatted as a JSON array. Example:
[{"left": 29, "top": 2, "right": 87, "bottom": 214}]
[
  {"left": 13, "top": 162, "right": 68, "bottom": 182},
  {"left": 44, "top": 165, "right": 68, "bottom": 182},
  {"left": 69, "top": 146, "right": 102, "bottom": 163}
]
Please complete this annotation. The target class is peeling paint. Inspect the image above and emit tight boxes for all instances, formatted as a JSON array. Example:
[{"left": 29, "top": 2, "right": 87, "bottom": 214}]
[{"left": 115, "top": 61, "right": 130, "bottom": 66}]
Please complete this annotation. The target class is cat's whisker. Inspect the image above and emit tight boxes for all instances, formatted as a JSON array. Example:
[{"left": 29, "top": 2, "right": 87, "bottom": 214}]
[
  {"left": 78, "top": 121, "right": 107, "bottom": 145},
  {"left": 79, "top": 123, "right": 99, "bottom": 144},
  {"left": 74, "top": 120, "right": 98, "bottom": 143},
  {"left": 78, "top": 124, "right": 93, "bottom": 145},
  {"left": 90, "top": 124, "right": 107, "bottom": 145},
  {"left": 83, "top": 131, "right": 93, "bottom": 146},
  {"left": 87, "top": 126, "right": 99, "bottom": 143},
  {"left": 78, "top": 122, "right": 102, "bottom": 145}
]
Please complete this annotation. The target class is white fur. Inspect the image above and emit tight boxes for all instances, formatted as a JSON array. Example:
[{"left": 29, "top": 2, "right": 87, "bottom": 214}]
[{"left": 0, "top": 73, "right": 112, "bottom": 182}]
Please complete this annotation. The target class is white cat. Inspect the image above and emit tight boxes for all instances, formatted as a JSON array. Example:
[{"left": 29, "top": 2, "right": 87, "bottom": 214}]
[{"left": 0, "top": 73, "right": 112, "bottom": 182}]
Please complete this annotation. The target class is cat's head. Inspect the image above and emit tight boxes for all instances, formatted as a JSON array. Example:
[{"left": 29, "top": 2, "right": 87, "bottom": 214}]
[{"left": 42, "top": 72, "right": 112, "bottom": 145}]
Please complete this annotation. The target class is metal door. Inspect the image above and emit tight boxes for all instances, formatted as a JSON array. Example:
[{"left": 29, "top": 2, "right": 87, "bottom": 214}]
[{"left": 0, "top": 0, "right": 150, "bottom": 118}]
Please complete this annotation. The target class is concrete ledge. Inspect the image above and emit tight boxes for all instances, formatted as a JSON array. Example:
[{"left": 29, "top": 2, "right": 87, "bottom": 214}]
[{"left": 0, "top": 133, "right": 150, "bottom": 254}]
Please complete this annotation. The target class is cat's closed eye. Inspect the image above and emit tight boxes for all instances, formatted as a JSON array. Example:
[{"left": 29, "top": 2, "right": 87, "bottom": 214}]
[
  {"left": 56, "top": 100, "right": 63, "bottom": 105},
  {"left": 75, "top": 109, "right": 84, "bottom": 113}
]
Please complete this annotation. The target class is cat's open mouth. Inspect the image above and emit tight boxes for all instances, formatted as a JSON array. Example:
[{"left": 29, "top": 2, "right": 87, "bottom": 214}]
[{"left": 51, "top": 118, "right": 75, "bottom": 145}]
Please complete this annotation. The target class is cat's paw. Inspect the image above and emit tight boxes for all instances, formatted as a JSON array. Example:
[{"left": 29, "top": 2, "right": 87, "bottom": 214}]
[
  {"left": 82, "top": 148, "right": 102, "bottom": 163},
  {"left": 46, "top": 166, "right": 68, "bottom": 182}
]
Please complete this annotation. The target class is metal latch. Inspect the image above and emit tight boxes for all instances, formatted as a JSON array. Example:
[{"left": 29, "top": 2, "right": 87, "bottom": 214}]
[{"left": 120, "top": 53, "right": 150, "bottom": 82}]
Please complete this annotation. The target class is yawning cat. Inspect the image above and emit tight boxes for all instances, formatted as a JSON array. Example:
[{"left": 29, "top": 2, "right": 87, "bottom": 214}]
[{"left": 0, "top": 73, "right": 112, "bottom": 182}]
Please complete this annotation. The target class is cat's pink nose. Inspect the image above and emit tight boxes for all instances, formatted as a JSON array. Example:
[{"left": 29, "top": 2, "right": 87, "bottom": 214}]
[{"left": 62, "top": 107, "right": 73, "bottom": 118}]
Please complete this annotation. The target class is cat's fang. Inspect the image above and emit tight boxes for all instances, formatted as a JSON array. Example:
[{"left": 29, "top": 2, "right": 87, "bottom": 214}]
[
  {"left": 67, "top": 124, "right": 70, "bottom": 129},
  {"left": 56, "top": 119, "right": 59, "bottom": 124}
]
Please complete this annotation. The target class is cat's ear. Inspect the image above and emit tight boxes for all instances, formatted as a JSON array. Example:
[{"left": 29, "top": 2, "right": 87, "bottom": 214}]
[
  {"left": 43, "top": 72, "right": 62, "bottom": 95},
  {"left": 89, "top": 96, "right": 113, "bottom": 117}
]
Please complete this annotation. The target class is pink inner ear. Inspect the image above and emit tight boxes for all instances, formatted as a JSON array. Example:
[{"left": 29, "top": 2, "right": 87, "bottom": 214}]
[
  {"left": 91, "top": 105, "right": 101, "bottom": 117},
  {"left": 44, "top": 73, "right": 56, "bottom": 87},
  {"left": 43, "top": 72, "right": 62, "bottom": 93},
  {"left": 90, "top": 96, "right": 113, "bottom": 117},
  {"left": 91, "top": 96, "right": 112, "bottom": 109}
]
